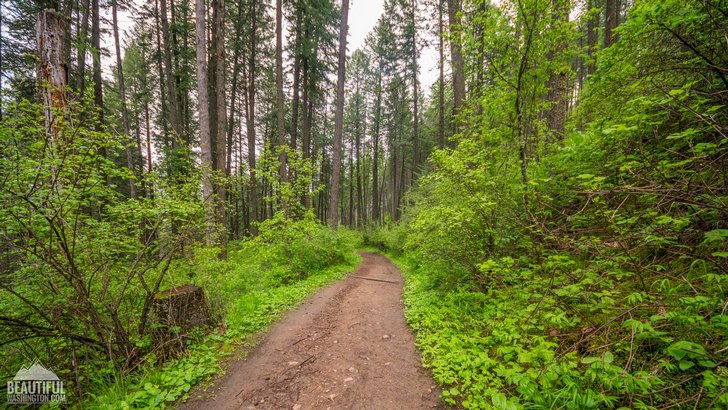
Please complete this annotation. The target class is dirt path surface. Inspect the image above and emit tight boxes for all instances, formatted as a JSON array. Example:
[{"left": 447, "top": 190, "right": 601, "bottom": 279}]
[{"left": 180, "top": 252, "right": 441, "bottom": 410}]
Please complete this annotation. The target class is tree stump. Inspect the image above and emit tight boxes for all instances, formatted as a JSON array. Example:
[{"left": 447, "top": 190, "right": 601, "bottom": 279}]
[
  {"left": 153, "top": 284, "right": 210, "bottom": 330},
  {"left": 152, "top": 285, "right": 210, "bottom": 357}
]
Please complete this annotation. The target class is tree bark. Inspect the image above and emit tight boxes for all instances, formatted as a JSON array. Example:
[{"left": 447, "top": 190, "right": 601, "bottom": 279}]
[
  {"left": 275, "top": 0, "right": 287, "bottom": 189},
  {"left": 213, "top": 0, "right": 227, "bottom": 254},
  {"left": 91, "top": 0, "right": 103, "bottom": 127},
  {"left": 195, "top": 0, "right": 215, "bottom": 238},
  {"left": 371, "top": 64, "right": 382, "bottom": 223},
  {"left": 586, "top": 0, "right": 599, "bottom": 75},
  {"left": 112, "top": 0, "right": 137, "bottom": 198},
  {"left": 438, "top": 0, "right": 445, "bottom": 148},
  {"left": 36, "top": 10, "right": 68, "bottom": 142},
  {"left": 604, "top": 0, "right": 618, "bottom": 48},
  {"left": 246, "top": 0, "right": 259, "bottom": 235},
  {"left": 447, "top": 0, "right": 465, "bottom": 121},
  {"left": 410, "top": 0, "right": 420, "bottom": 176},
  {"left": 75, "top": 0, "right": 91, "bottom": 92},
  {"left": 328, "top": 0, "right": 350, "bottom": 229},
  {"left": 160, "top": 0, "right": 182, "bottom": 139},
  {"left": 545, "top": 0, "right": 570, "bottom": 141}
]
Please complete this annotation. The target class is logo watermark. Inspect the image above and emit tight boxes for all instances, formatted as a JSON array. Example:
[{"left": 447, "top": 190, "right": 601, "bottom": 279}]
[{"left": 6, "top": 362, "right": 66, "bottom": 405}]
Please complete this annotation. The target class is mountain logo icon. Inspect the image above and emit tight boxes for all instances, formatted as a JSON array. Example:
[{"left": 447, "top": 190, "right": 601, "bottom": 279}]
[{"left": 12, "top": 363, "right": 60, "bottom": 381}]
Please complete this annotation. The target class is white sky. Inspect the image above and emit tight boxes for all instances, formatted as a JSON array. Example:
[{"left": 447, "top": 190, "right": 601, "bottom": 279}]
[
  {"left": 348, "top": 0, "right": 439, "bottom": 92},
  {"left": 109, "top": 1, "right": 439, "bottom": 95}
]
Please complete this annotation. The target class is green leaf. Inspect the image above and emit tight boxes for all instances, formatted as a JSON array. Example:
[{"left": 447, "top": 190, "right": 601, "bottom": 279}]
[
  {"left": 698, "top": 360, "right": 716, "bottom": 368},
  {"left": 581, "top": 356, "right": 599, "bottom": 364},
  {"left": 603, "top": 351, "right": 614, "bottom": 364},
  {"left": 712, "top": 252, "right": 728, "bottom": 258},
  {"left": 679, "top": 360, "right": 695, "bottom": 371}
]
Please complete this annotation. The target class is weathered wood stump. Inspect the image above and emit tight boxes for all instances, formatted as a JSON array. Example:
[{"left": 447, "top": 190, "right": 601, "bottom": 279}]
[{"left": 153, "top": 284, "right": 210, "bottom": 329}]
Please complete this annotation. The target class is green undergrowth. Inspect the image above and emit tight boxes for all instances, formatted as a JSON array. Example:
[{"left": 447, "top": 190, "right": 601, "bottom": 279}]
[
  {"left": 89, "top": 214, "right": 362, "bottom": 409},
  {"left": 387, "top": 251, "right": 727, "bottom": 409}
]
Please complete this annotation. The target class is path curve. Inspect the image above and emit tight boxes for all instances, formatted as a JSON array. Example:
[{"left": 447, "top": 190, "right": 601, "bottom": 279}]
[{"left": 180, "top": 252, "right": 442, "bottom": 410}]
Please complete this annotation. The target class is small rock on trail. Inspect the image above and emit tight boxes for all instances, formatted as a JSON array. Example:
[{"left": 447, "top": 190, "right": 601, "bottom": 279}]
[{"left": 179, "top": 252, "right": 442, "bottom": 409}]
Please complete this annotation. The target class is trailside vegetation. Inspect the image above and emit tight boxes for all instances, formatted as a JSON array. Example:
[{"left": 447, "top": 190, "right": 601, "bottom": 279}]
[{"left": 369, "top": 0, "right": 728, "bottom": 408}]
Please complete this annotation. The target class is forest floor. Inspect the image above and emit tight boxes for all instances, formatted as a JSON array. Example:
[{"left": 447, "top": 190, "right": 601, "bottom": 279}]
[{"left": 179, "top": 251, "right": 442, "bottom": 410}]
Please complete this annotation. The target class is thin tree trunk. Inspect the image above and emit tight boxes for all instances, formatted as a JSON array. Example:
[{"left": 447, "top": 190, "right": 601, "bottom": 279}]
[
  {"left": 275, "top": 0, "right": 287, "bottom": 190},
  {"left": 160, "top": 0, "right": 182, "bottom": 139},
  {"left": 247, "top": 0, "right": 259, "bottom": 235},
  {"left": 447, "top": 0, "right": 465, "bottom": 122},
  {"left": 586, "top": 0, "right": 599, "bottom": 75},
  {"left": 91, "top": 0, "right": 103, "bottom": 126},
  {"left": 76, "top": 0, "right": 91, "bottom": 91},
  {"left": 213, "top": 0, "right": 227, "bottom": 255},
  {"left": 438, "top": 0, "right": 445, "bottom": 148},
  {"left": 371, "top": 66, "right": 382, "bottom": 224},
  {"left": 604, "top": 0, "right": 617, "bottom": 48},
  {"left": 154, "top": 0, "right": 170, "bottom": 141},
  {"left": 112, "top": 0, "right": 136, "bottom": 198},
  {"left": 545, "top": 0, "right": 570, "bottom": 141},
  {"left": 195, "top": 0, "right": 214, "bottom": 237},
  {"left": 410, "top": 0, "right": 420, "bottom": 176},
  {"left": 328, "top": 0, "right": 350, "bottom": 229}
]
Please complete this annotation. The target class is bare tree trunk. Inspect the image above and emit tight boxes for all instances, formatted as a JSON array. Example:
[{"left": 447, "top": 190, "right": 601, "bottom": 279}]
[
  {"left": 247, "top": 0, "right": 259, "bottom": 235},
  {"left": 91, "top": 0, "right": 103, "bottom": 126},
  {"left": 371, "top": 66, "right": 382, "bottom": 224},
  {"left": 328, "top": 0, "right": 350, "bottom": 229},
  {"left": 154, "top": 0, "right": 170, "bottom": 142},
  {"left": 447, "top": 0, "right": 465, "bottom": 121},
  {"left": 290, "top": 9, "right": 302, "bottom": 153},
  {"left": 545, "top": 0, "right": 571, "bottom": 141},
  {"left": 76, "top": 0, "right": 91, "bottom": 92},
  {"left": 410, "top": 0, "right": 420, "bottom": 176},
  {"left": 37, "top": 10, "right": 68, "bottom": 142},
  {"left": 301, "top": 58, "right": 313, "bottom": 208},
  {"left": 213, "top": 0, "right": 227, "bottom": 254},
  {"left": 112, "top": 0, "right": 137, "bottom": 198},
  {"left": 586, "top": 0, "right": 599, "bottom": 75},
  {"left": 438, "top": 0, "right": 445, "bottom": 148},
  {"left": 275, "top": 0, "right": 287, "bottom": 190},
  {"left": 604, "top": 0, "right": 617, "bottom": 48},
  {"left": 160, "top": 0, "right": 182, "bottom": 139},
  {"left": 355, "top": 96, "right": 363, "bottom": 227},
  {"left": 195, "top": 0, "right": 214, "bottom": 237}
]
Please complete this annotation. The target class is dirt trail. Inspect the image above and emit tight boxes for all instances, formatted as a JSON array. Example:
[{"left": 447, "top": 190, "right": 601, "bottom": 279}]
[{"left": 180, "top": 252, "right": 441, "bottom": 410}]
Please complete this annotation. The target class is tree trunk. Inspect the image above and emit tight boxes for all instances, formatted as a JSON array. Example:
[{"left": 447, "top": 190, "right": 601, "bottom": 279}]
[
  {"left": 586, "top": 0, "right": 599, "bottom": 75},
  {"left": 213, "top": 0, "right": 227, "bottom": 255},
  {"left": 91, "top": 0, "right": 103, "bottom": 126},
  {"left": 447, "top": 0, "right": 465, "bottom": 121},
  {"left": 604, "top": 0, "right": 618, "bottom": 48},
  {"left": 247, "top": 0, "right": 259, "bottom": 235},
  {"left": 112, "top": 0, "right": 137, "bottom": 198},
  {"left": 410, "top": 0, "right": 420, "bottom": 176},
  {"left": 545, "top": 0, "right": 570, "bottom": 141},
  {"left": 154, "top": 0, "right": 170, "bottom": 142},
  {"left": 36, "top": 10, "right": 68, "bottom": 142},
  {"left": 328, "top": 0, "right": 350, "bottom": 229},
  {"left": 275, "top": 0, "right": 287, "bottom": 190},
  {"left": 195, "top": 0, "right": 214, "bottom": 238},
  {"left": 301, "top": 58, "right": 313, "bottom": 209},
  {"left": 160, "top": 0, "right": 182, "bottom": 139},
  {"left": 371, "top": 66, "right": 382, "bottom": 224},
  {"left": 76, "top": 0, "right": 91, "bottom": 92},
  {"left": 438, "top": 0, "right": 445, "bottom": 148}
]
